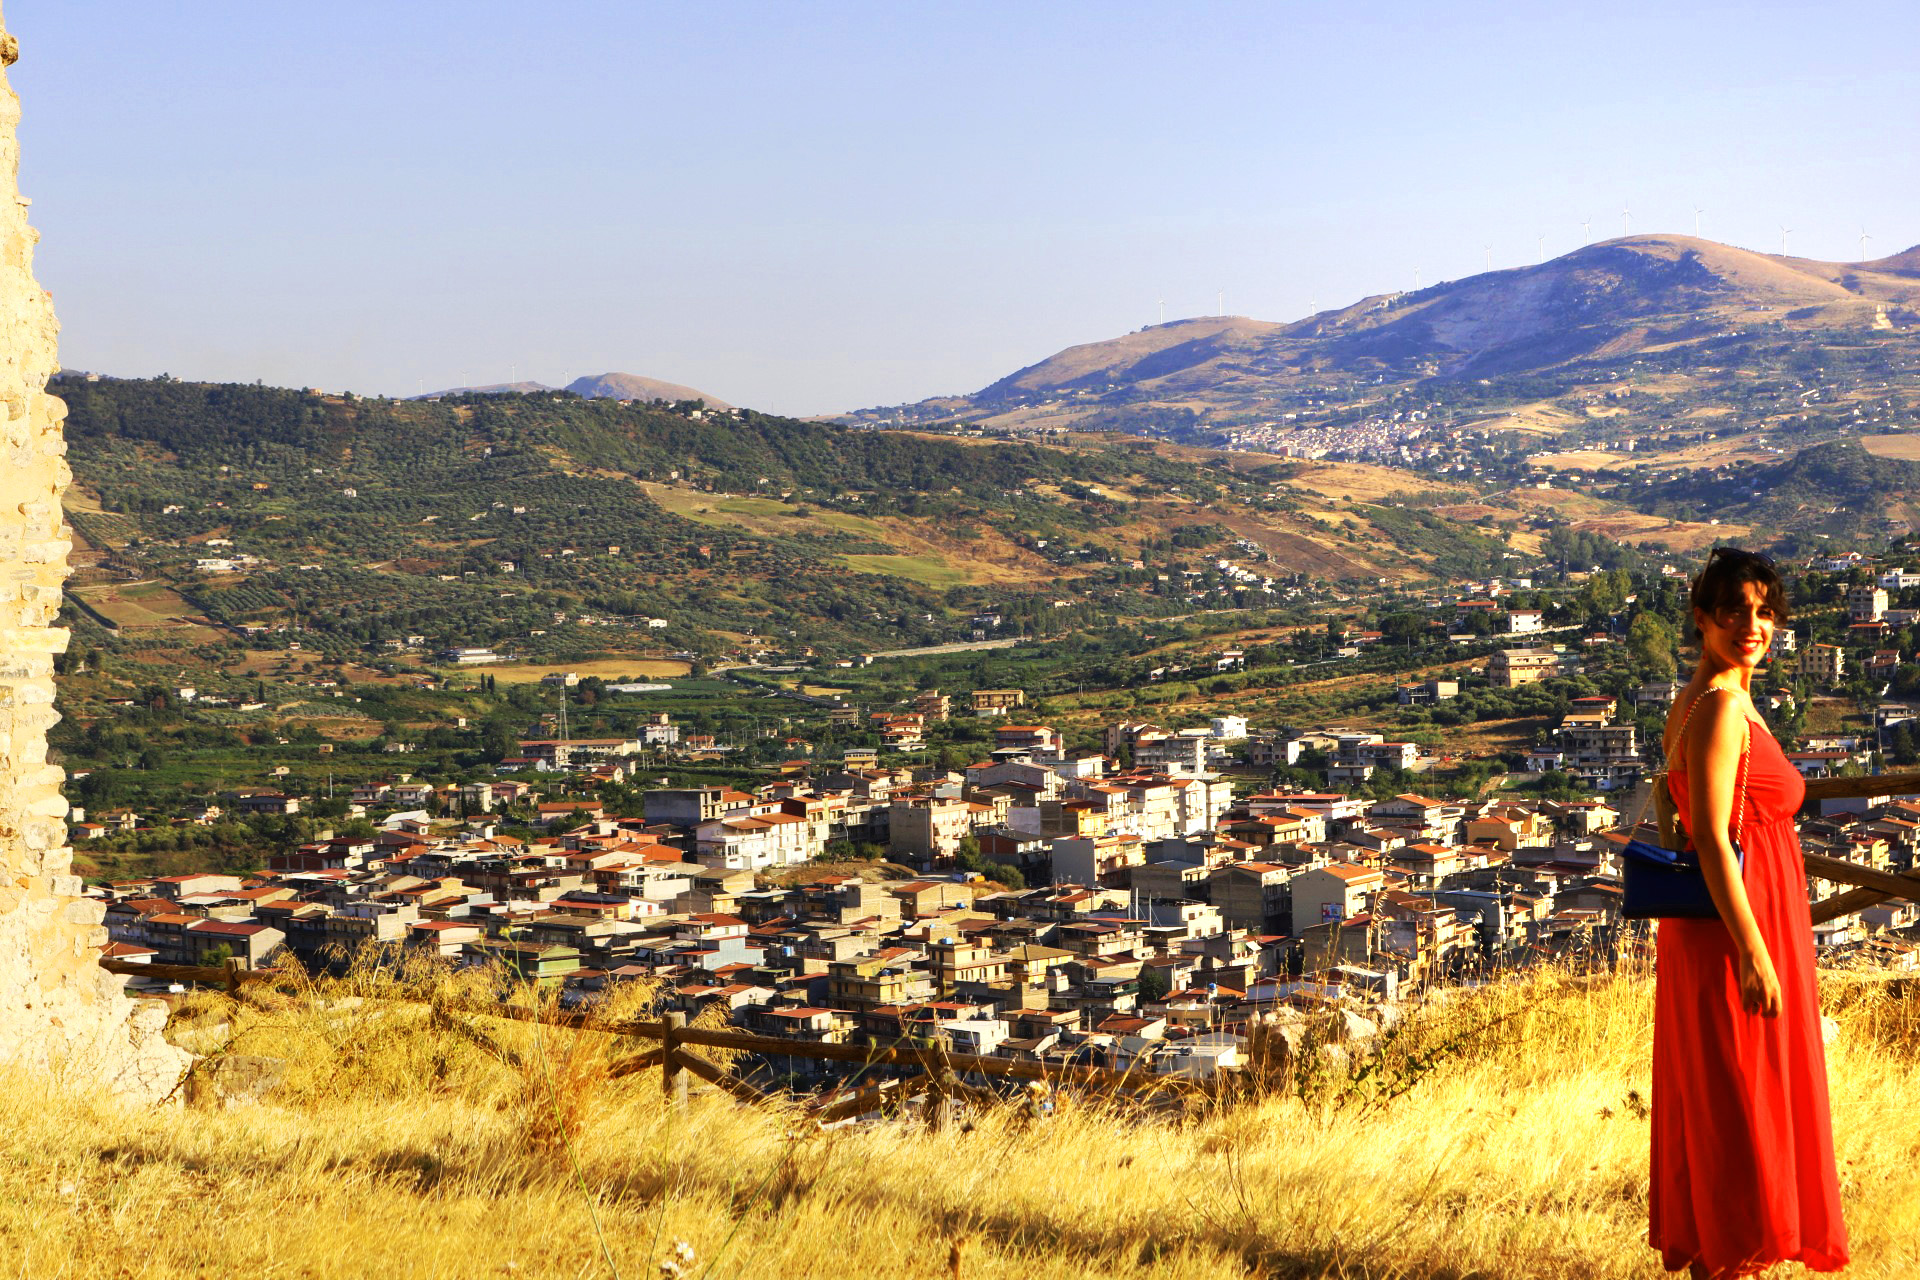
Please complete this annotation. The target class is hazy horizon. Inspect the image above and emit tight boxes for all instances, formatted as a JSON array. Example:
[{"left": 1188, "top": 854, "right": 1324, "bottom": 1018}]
[{"left": 13, "top": 1, "right": 1920, "bottom": 416}]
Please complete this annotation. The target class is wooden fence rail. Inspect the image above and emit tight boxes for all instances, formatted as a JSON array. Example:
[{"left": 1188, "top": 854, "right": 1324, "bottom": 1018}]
[
  {"left": 1645, "top": 768, "right": 1920, "bottom": 925},
  {"left": 1795, "top": 772, "right": 1920, "bottom": 924},
  {"left": 97, "top": 956, "right": 1203, "bottom": 1121}
]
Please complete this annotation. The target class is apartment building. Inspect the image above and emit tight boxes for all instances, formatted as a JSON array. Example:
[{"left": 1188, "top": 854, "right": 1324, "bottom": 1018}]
[{"left": 1490, "top": 648, "right": 1559, "bottom": 688}]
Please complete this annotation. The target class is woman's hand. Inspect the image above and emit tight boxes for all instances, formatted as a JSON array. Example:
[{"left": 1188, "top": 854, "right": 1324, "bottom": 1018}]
[{"left": 1737, "top": 945, "right": 1782, "bottom": 1018}]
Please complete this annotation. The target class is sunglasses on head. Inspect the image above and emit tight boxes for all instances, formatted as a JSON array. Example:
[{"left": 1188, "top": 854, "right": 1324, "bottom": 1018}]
[{"left": 1706, "top": 546, "right": 1775, "bottom": 569}]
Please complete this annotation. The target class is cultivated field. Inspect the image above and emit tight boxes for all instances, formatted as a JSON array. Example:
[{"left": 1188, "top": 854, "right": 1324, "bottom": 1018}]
[
  {"left": 70, "top": 581, "right": 223, "bottom": 641},
  {"left": 636, "top": 481, "right": 1055, "bottom": 585},
  {"left": 838, "top": 553, "right": 974, "bottom": 587}
]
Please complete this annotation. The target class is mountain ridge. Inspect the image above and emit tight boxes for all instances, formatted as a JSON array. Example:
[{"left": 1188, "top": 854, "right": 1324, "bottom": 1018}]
[{"left": 851, "top": 234, "right": 1920, "bottom": 435}]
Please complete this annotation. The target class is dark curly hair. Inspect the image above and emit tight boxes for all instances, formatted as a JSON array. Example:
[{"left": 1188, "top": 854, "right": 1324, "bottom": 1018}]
[{"left": 1689, "top": 546, "right": 1789, "bottom": 642}]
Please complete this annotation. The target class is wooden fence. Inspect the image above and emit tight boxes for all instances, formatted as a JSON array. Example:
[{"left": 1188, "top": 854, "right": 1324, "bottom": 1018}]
[
  {"left": 1795, "top": 769, "right": 1920, "bottom": 925},
  {"left": 97, "top": 958, "right": 1216, "bottom": 1124},
  {"left": 1645, "top": 768, "right": 1920, "bottom": 925}
]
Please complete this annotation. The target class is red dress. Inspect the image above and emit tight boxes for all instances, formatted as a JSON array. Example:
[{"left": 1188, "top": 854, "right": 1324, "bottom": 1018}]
[{"left": 1653, "top": 711, "right": 1849, "bottom": 1274}]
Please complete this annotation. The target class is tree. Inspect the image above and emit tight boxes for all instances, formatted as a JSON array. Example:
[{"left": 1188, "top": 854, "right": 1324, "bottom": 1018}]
[
  {"left": 1627, "top": 613, "right": 1677, "bottom": 679},
  {"left": 1577, "top": 569, "right": 1631, "bottom": 619},
  {"left": 1892, "top": 723, "right": 1919, "bottom": 767}
]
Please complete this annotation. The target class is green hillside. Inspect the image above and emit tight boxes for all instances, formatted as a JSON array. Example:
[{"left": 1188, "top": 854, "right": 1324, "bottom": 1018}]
[{"left": 56, "top": 377, "right": 1517, "bottom": 667}]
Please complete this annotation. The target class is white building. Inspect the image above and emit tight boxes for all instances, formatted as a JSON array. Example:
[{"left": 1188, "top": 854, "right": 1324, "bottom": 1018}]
[
  {"left": 1208, "top": 715, "right": 1250, "bottom": 741},
  {"left": 693, "top": 811, "right": 825, "bottom": 870}
]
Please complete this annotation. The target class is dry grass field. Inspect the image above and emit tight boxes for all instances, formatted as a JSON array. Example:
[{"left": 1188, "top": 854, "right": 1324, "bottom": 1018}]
[
  {"left": 1528, "top": 449, "right": 1641, "bottom": 472},
  {"left": 69, "top": 581, "right": 225, "bottom": 642},
  {"left": 481, "top": 658, "right": 694, "bottom": 683},
  {"left": 1281, "top": 461, "right": 1466, "bottom": 503},
  {"left": 1861, "top": 434, "right": 1920, "bottom": 461},
  {"left": 12, "top": 962, "right": 1919, "bottom": 1278}
]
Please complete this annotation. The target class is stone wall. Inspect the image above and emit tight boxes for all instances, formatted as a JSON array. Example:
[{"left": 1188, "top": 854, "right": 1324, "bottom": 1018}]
[{"left": 0, "top": 4, "right": 187, "bottom": 1100}]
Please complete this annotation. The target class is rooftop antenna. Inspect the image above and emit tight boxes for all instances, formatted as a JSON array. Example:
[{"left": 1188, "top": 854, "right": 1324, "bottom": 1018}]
[
  {"left": 1860, "top": 227, "right": 1873, "bottom": 262},
  {"left": 1693, "top": 205, "right": 1704, "bottom": 238},
  {"left": 1779, "top": 225, "right": 1793, "bottom": 255},
  {"left": 1621, "top": 205, "right": 1632, "bottom": 237}
]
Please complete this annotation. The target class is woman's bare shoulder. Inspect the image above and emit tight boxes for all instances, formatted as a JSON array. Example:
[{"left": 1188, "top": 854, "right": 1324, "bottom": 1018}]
[
  {"left": 1686, "top": 688, "right": 1749, "bottom": 747},
  {"left": 1667, "top": 686, "right": 1746, "bottom": 758}
]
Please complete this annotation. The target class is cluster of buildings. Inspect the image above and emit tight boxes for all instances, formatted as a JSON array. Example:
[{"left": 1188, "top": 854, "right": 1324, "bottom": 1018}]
[
  {"left": 99, "top": 699, "right": 1892, "bottom": 1083},
  {"left": 87, "top": 779, "right": 1645, "bottom": 1081}
]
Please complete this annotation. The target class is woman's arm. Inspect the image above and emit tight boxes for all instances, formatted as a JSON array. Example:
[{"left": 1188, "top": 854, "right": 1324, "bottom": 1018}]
[{"left": 1684, "top": 690, "right": 1780, "bottom": 1017}]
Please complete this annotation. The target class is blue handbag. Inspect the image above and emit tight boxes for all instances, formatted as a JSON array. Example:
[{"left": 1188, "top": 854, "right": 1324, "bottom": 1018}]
[{"left": 1620, "top": 691, "right": 1750, "bottom": 921}]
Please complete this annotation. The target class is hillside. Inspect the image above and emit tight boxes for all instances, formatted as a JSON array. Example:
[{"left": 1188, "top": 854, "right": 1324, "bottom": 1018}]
[
  {"left": 851, "top": 234, "right": 1920, "bottom": 468},
  {"left": 53, "top": 377, "right": 1527, "bottom": 671},
  {"left": 12, "top": 964, "right": 1918, "bottom": 1278}
]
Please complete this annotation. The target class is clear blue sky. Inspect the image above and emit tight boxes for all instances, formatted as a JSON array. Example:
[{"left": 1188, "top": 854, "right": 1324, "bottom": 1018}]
[{"left": 11, "top": 1, "right": 1917, "bottom": 415}]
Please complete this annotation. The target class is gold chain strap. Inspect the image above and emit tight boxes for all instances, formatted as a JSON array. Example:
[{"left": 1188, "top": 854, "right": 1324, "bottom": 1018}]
[{"left": 1638, "top": 687, "right": 1752, "bottom": 845}]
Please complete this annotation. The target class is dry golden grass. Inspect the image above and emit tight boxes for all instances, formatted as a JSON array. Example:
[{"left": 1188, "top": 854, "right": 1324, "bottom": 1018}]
[
  {"left": 9, "top": 962, "right": 1919, "bottom": 1278},
  {"left": 1861, "top": 434, "right": 1920, "bottom": 461},
  {"left": 483, "top": 657, "right": 693, "bottom": 683},
  {"left": 1269, "top": 461, "right": 1467, "bottom": 504}
]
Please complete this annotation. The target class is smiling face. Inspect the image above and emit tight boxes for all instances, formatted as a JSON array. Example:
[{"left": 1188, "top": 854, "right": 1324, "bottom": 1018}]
[{"left": 1694, "top": 579, "right": 1779, "bottom": 673}]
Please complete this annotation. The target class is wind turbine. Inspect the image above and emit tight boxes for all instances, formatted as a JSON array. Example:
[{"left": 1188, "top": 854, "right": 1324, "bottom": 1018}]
[
  {"left": 1622, "top": 205, "right": 1632, "bottom": 237},
  {"left": 1217, "top": 290, "right": 1224, "bottom": 316},
  {"left": 1582, "top": 217, "right": 1592, "bottom": 244},
  {"left": 1537, "top": 234, "right": 1545, "bottom": 263},
  {"left": 1158, "top": 298, "right": 1165, "bottom": 324},
  {"left": 1413, "top": 268, "right": 1422, "bottom": 290},
  {"left": 1485, "top": 244, "right": 1493, "bottom": 272},
  {"left": 1779, "top": 225, "right": 1793, "bottom": 256},
  {"left": 1860, "top": 228, "right": 1874, "bottom": 262},
  {"left": 1693, "top": 205, "right": 1704, "bottom": 237}
]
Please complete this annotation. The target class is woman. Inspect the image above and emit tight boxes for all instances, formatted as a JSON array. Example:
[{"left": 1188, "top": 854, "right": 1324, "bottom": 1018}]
[{"left": 1650, "top": 547, "right": 1848, "bottom": 1277}]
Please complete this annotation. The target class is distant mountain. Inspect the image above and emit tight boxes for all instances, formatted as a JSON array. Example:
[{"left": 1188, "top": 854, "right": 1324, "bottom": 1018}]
[
  {"left": 853, "top": 234, "right": 1920, "bottom": 432},
  {"left": 417, "top": 380, "right": 557, "bottom": 397},
  {"left": 564, "top": 372, "right": 732, "bottom": 409},
  {"left": 418, "top": 373, "right": 731, "bottom": 408}
]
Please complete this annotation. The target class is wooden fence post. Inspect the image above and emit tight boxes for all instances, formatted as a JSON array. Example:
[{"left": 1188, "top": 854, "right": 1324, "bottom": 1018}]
[
  {"left": 928, "top": 1068, "right": 954, "bottom": 1132},
  {"left": 662, "top": 1012, "right": 688, "bottom": 1109}
]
